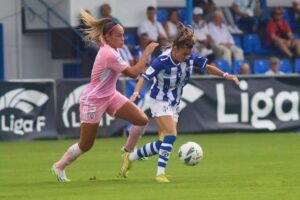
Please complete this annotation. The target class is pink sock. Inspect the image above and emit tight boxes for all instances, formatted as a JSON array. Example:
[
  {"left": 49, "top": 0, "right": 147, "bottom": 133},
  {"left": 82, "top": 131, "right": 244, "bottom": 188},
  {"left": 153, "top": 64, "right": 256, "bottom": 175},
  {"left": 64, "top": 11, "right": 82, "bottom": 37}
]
[
  {"left": 55, "top": 143, "right": 83, "bottom": 170},
  {"left": 124, "top": 125, "right": 145, "bottom": 152}
]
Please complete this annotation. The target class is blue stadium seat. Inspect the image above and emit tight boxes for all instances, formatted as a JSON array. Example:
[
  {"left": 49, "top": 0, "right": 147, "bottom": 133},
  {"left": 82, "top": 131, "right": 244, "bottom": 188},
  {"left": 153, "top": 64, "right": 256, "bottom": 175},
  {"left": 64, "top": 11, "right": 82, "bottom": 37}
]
[
  {"left": 253, "top": 59, "right": 269, "bottom": 74},
  {"left": 294, "top": 58, "right": 300, "bottom": 73},
  {"left": 124, "top": 34, "right": 137, "bottom": 46},
  {"left": 242, "top": 34, "right": 254, "bottom": 54},
  {"left": 279, "top": 59, "right": 293, "bottom": 73},
  {"left": 259, "top": 0, "right": 267, "bottom": 9},
  {"left": 233, "top": 60, "right": 248, "bottom": 74},
  {"left": 233, "top": 35, "right": 242, "bottom": 48},
  {"left": 157, "top": 8, "right": 168, "bottom": 23},
  {"left": 243, "top": 34, "right": 274, "bottom": 55},
  {"left": 215, "top": 59, "right": 231, "bottom": 73},
  {"left": 178, "top": 8, "right": 186, "bottom": 23},
  {"left": 252, "top": 34, "right": 274, "bottom": 54},
  {"left": 283, "top": 8, "right": 292, "bottom": 24}
]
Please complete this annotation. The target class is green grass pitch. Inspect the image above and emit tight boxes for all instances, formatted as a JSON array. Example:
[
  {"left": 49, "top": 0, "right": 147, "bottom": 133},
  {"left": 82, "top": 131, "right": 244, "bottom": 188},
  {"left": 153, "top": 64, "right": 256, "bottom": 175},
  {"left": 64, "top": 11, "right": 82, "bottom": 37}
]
[{"left": 0, "top": 133, "right": 300, "bottom": 200}]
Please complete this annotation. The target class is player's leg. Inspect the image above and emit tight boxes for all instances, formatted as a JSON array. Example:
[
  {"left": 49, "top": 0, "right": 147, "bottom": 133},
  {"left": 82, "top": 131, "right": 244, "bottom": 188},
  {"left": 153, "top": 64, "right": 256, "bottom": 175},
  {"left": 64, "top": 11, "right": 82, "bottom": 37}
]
[
  {"left": 107, "top": 92, "right": 148, "bottom": 177},
  {"left": 52, "top": 101, "right": 104, "bottom": 182},
  {"left": 154, "top": 116, "right": 177, "bottom": 183}
]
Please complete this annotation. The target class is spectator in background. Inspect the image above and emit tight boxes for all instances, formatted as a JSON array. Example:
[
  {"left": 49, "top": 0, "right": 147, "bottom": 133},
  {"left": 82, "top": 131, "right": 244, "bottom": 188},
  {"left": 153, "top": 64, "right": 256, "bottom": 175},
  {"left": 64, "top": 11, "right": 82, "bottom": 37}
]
[
  {"left": 119, "top": 45, "right": 134, "bottom": 66},
  {"left": 193, "top": 0, "right": 243, "bottom": 34},
  {"left": 192, "top": 7, "right": 214, "bottom": 59},
  {"left": 208, "top": 11, "right": 244, "bottom": 68},
  {"left": 265, "top": 57, "right": 284, "bottom": 75},
  {"left": 230, "top": 0, "right": 262, "bottom": 32},
  {"left": 265, "top": 7, "right": 300, "bottom": 58},
  {"left": 132, "top": 33, "right": 153, "bottom": 65},
  {"left": 99, "top": 3, "right": 122, "bottom": 25},
  {"left": 292, "top": 0, "right": 300, "bottom": 23},
  {"left": 138, "top": 6, "right": 167, "bottom": 42},
  {"left": 163, "top": 9, "right": 180, "bottom": 40},
  {"left": 239, "top": 63, "right": 250, "bottom": 74}
]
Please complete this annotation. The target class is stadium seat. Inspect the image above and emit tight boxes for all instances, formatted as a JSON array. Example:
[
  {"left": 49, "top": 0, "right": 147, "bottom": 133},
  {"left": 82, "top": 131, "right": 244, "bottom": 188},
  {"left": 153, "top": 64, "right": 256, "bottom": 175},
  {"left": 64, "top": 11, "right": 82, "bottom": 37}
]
[
  {"left": 178, "top": 8, "right": 186, "bottom": 23},
  {"left": 233, "top": 35, "right": 242, "bottom": 49},
  {"left": 215, "top": 59, "right": 231, "bottom": 73},
  {"left": 156, "top": 8, "right": 168, "bottom": 24},
  {"left": 124, "top": 34, "right": 137, "bottom": 46},
  {"left": 283, "top": 8, "right": 292, "bottom": 24},
  {"left": 253, "top": 34, "right": 274, "bottom": 54},
  {"left": 259, "top": 0, "right": 267, "bottom": 9},
  {"left": 294, "top": 58, "right": 300, "bottom": 73},
  {"left": 279, "top": 59, "right": 293, "bottom": 73},
  {"left": 242, "top": 34, "right": 254, "bottom": 54},
  {"left": 233, "top": 60, "right": 248, "bottom": 74},
  {"left": 253, "top": 59, "right": 269, "bottom": 74}
]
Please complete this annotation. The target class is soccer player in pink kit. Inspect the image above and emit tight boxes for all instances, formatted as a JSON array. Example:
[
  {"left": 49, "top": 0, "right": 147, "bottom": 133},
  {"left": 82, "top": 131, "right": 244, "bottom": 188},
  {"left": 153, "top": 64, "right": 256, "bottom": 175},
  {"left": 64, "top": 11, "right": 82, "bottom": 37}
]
[{"left": 51, "top": 9, "right": 158, "bottom": 182}]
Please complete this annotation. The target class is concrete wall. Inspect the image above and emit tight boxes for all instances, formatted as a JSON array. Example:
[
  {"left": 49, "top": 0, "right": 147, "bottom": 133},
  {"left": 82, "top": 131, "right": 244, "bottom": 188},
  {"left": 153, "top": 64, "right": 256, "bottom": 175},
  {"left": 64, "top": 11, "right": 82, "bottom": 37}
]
[{"left": 0, "top": 0, "right": 65, "bottom": 79}]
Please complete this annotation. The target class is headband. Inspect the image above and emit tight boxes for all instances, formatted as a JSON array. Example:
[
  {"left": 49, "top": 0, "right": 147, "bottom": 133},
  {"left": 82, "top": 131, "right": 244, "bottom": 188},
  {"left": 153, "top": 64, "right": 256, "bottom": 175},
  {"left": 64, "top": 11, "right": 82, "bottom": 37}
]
[{"left": 105, "top": 24, "right": 120, "bottom": 35}]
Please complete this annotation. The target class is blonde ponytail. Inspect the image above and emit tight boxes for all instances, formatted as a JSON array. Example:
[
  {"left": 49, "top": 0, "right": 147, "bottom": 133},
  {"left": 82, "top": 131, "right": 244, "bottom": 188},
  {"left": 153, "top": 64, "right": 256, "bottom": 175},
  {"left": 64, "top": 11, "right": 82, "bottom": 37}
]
[{"left": 80, "top": 9, "right": 111, "bottom": 46}]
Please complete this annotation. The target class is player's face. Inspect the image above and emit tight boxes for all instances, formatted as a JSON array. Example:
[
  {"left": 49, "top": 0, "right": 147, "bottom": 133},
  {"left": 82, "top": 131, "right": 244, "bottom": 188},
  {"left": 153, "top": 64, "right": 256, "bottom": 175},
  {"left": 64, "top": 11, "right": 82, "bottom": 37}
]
[
  {"left": 106, "top": 25, "right": 124, "bottom": 48},
  {"left": 173, "top": 47, "right": 192, "bottom": 62}
]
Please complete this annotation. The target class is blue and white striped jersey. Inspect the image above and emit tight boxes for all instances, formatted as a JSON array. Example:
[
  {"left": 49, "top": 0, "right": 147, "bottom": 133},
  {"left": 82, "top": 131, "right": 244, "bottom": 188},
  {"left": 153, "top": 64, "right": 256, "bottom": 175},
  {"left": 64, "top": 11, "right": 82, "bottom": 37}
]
[{"left": 141, "top": 49, "right": 208, "bottom": 105}]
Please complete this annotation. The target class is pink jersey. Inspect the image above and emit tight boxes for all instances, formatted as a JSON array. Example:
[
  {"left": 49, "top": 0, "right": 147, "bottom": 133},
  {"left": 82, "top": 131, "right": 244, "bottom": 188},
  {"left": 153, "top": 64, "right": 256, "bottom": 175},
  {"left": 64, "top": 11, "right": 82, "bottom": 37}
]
[{"left": 81, "top": 43, "right": 128, "bottom": 102}]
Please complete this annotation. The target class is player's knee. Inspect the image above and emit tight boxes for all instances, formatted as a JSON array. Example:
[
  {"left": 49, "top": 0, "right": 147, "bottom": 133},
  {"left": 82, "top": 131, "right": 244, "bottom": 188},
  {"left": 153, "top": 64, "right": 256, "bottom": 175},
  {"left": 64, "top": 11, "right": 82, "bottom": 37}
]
[
  {"left": 78, "top": 141, "right": 94, "bottom": 152},
  {"left": 135, "top": 114, "right": 148, "bottom": 126}
]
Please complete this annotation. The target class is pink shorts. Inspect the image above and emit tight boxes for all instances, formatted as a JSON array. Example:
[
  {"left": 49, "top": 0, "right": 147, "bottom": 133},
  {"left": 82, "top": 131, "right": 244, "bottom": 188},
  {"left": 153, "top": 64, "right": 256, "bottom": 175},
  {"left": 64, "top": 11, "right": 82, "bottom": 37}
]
[{"left": 80, "top": 91, "right": 129, "bottom": 124}]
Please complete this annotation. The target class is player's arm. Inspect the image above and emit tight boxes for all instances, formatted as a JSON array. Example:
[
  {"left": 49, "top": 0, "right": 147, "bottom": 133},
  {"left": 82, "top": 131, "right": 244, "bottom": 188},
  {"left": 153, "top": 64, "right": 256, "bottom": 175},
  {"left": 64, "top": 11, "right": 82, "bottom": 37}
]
[
  {"left": 130, "top": 77, "right": 147, "bottom": 102},
  {"left": 205, "top": 64, "right": 240, "bottom": 85},
  {"left": 122, "top": 42, "right": 158, "bottom": 79},
  {"left": 131, "top": 58, "right": 163, "bottom": 101},
  {"left": 193, "top": 54, "right": 239, "bottom": 85}
]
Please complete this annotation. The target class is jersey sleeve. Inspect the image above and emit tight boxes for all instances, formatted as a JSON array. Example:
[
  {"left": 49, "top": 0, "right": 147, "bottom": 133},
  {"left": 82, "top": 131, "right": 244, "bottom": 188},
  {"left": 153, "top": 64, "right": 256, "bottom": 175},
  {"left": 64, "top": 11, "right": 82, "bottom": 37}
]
[
  {"left": 141, "top": 57, "right": 163, "bottom": 81},
  {"left": 192, "top": 53, "right": 208, "bottom": 69},
  {"left": 107, "top": 51, "right": 129, "bottom": 73}
]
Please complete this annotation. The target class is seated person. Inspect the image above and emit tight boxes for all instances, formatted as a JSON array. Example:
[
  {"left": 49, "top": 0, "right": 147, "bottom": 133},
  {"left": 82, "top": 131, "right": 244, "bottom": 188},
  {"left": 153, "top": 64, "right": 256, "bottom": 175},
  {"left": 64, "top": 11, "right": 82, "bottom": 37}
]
[
  {"left": 99, "top": 3, "right": 122, "bottom": 25},
  {"left": 265, "top": 7, "right": 300, "bottom": 58},
  {"left": 132, "top": 33, "right": 153, "bottom": 65},
  {"left": 265, "top": 57, "right": 284, "bottom": 75},
  {"left": 208, "top": 11, "right": 244, "bottom": 68},
  {"left": 192, "top": 7, "right": 214, "bottom": 58},
  {"left": 230, "top": 0, "right": 263, "bottom": 32},
  {"left": 193, "top": 0, "right": 243, "bottom": 34},
  {"left": 119, "top": 44, "right": 134, "bottom": 66},
  {"left": 239, "top": 63, "right": 250, "bottom": 74},
  {"left": 292, "top": 0, "right": 300, "bottom": 23},
  {"left": 138, "top": 6, "right": 167, "bottom": 42},
  {"left": 163, "top": 9, "right": 180, "bottom": 40}
]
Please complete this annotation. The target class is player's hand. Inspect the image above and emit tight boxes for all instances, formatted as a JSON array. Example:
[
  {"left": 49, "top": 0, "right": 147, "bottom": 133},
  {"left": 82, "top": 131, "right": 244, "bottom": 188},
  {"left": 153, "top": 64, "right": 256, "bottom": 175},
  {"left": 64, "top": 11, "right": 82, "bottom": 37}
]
[
  {"left": 225, "top": 74, "right": 240, "bottom": 85},
  {"left": 144, "top": 42, "right": 159, "bottom": 55},
  {"left": 130, "top": 92, "right": 140, "bottom": 102}
]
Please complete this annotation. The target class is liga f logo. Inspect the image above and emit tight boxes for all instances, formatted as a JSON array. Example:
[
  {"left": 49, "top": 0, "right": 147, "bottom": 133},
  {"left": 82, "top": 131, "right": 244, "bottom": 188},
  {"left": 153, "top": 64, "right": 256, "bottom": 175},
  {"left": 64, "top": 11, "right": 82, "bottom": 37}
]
[
  {"left": 0, "top": 88, "right": 48, "bottom": 113},
  {"left": 62, "top": 84, "right": 88, "bottom": 127},
  {"left": 0, "top": 88, "right": 49, "bottom": 135}
]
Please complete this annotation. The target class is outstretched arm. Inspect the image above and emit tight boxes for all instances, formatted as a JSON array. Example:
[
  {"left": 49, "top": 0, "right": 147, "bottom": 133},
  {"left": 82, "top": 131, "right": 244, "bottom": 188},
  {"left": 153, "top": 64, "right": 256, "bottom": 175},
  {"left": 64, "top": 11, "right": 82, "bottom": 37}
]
[
  {"left": 205, "top": 64, "right": 240, "bottom": 85},
  {"left": 122, "top": 42, "right": 158, "bottom": 79},
  {"left": 130, "top": 77, "right": 147, "bottom": 102}
]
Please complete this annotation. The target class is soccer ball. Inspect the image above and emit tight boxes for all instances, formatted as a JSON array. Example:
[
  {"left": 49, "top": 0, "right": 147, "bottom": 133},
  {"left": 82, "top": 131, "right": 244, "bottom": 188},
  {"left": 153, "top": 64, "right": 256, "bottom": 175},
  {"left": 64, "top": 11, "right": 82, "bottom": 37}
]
[{"left": 178, "top": 142, "right": 203, "bottom": 166}]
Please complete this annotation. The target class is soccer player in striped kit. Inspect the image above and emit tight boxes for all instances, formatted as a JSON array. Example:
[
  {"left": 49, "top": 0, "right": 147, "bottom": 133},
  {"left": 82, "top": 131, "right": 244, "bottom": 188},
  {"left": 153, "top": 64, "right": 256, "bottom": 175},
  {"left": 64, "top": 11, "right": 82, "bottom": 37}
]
[
  {"left": 51, "top": 9, "right": 158, "bottom": 182},
  {"left": 119, "top": 23, "right": 240, "bottom": 183}
]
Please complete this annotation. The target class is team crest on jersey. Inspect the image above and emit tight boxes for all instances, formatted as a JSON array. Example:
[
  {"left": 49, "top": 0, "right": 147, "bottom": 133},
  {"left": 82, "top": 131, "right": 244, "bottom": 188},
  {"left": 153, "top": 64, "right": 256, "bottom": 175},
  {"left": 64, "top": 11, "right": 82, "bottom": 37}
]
[
  {"left": 89, "top": 112, "right": 96, "bottom": 120},
  {"left": 145, "top": 67, "right": 155, "bottom": 75}
]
